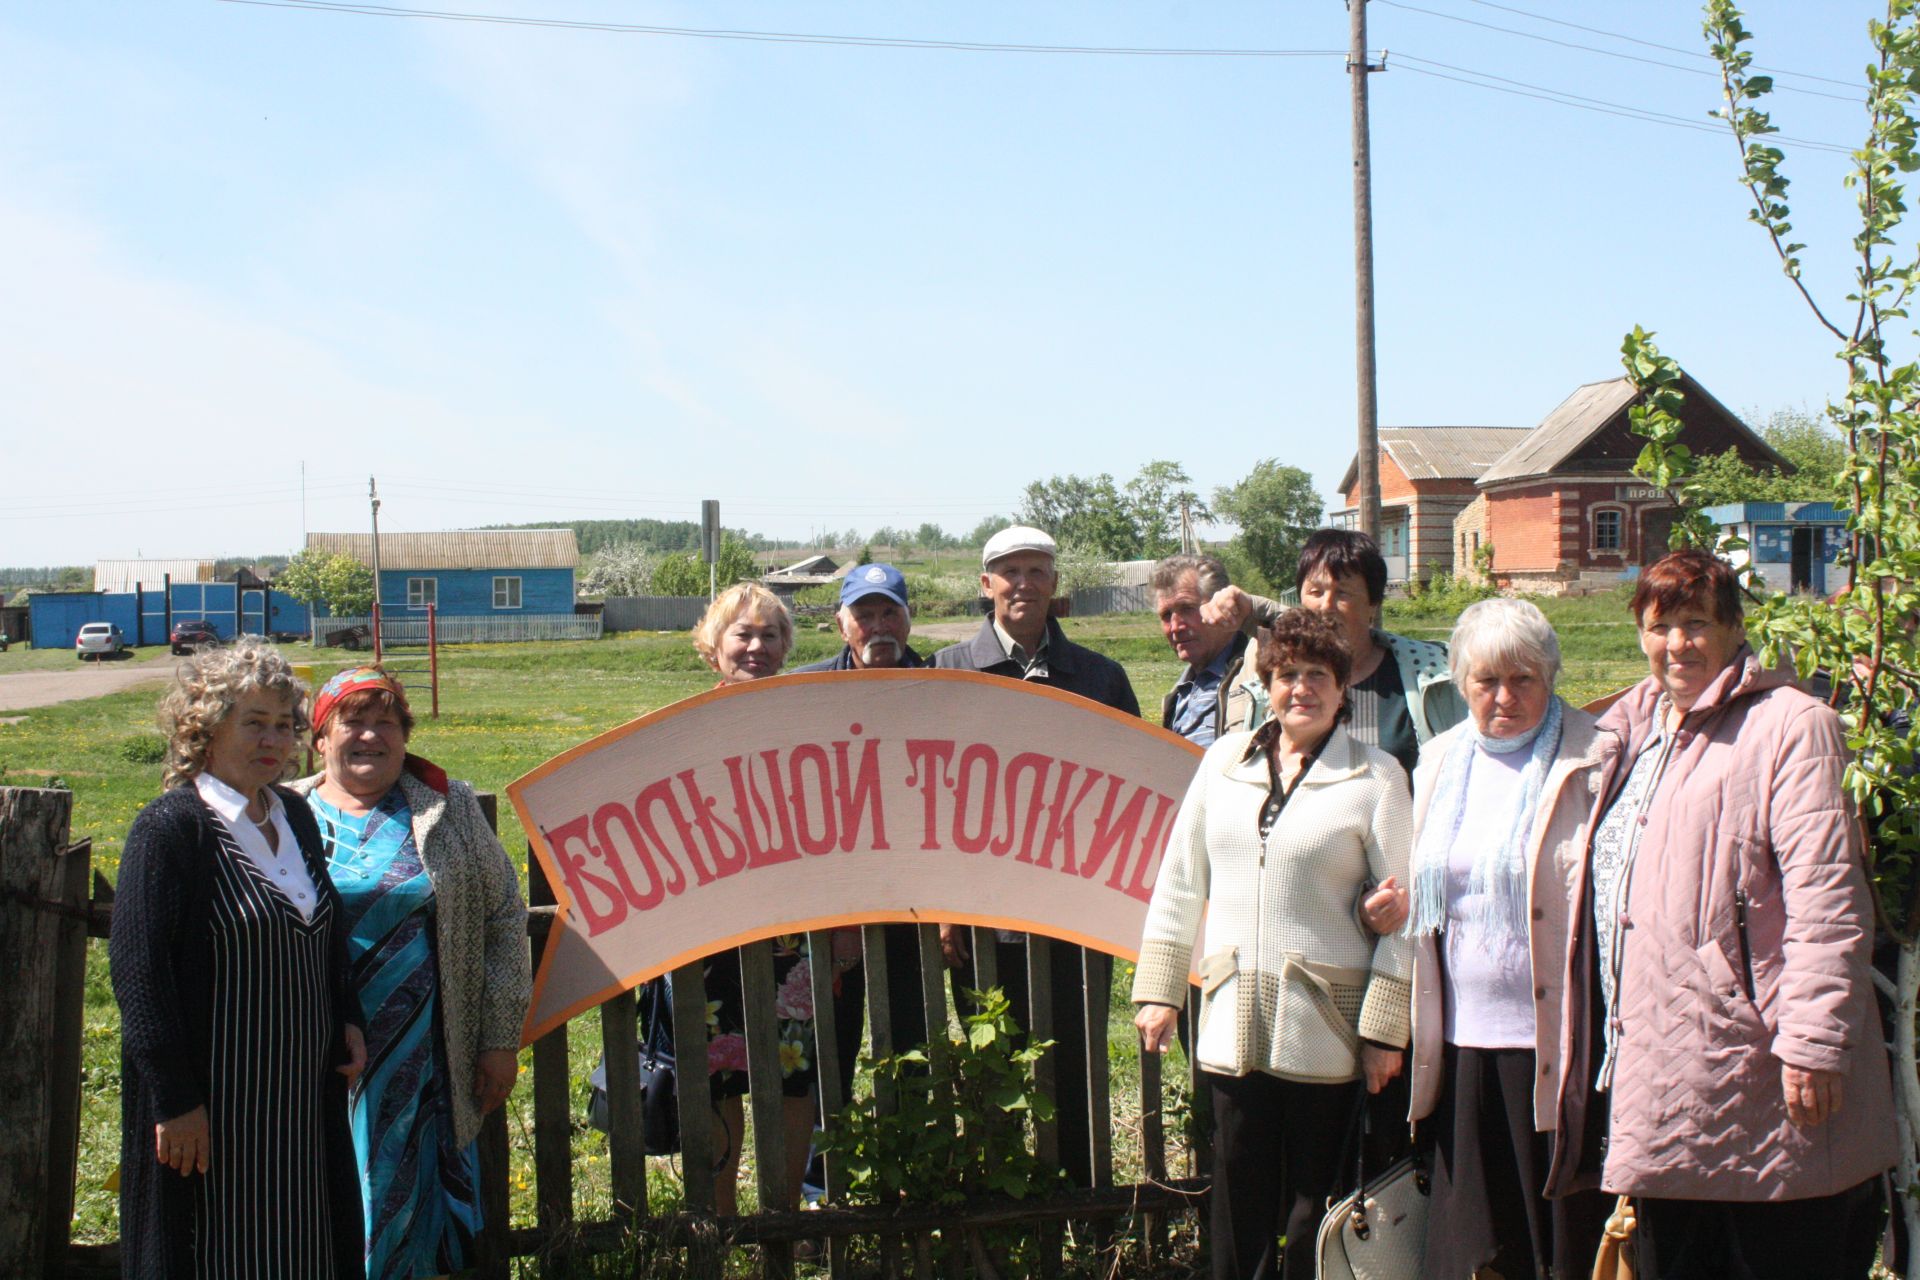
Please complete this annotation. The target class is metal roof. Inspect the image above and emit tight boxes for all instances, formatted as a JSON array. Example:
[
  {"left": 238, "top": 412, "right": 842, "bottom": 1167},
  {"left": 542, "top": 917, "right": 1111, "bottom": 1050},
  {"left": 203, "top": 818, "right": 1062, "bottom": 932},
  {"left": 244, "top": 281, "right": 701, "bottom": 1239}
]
[
  {"left": 1703, "top": 502, "right": 1847, "bottom": 524},
  {"left": 306, "top": 530, "right": 579, "bottom": 569},
  {"left": 94, "top": 560, "right": 216, "bottom": 592},
  {"left": 1337, "top": 426, "right": 1532, "bottom": 493},
  {"left": 1476, "top": 373, "right": 1788, "bottom": 487},
  {"left": 1476, "top": 379, "right": 1640, "bottom": 487}
]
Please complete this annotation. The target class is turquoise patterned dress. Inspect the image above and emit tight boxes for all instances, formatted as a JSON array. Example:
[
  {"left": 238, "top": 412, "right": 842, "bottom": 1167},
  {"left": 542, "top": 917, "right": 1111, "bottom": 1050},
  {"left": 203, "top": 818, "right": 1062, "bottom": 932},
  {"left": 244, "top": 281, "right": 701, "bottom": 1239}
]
[{"left": 312, "top": 788, "right": 484, "bottom": 1280}]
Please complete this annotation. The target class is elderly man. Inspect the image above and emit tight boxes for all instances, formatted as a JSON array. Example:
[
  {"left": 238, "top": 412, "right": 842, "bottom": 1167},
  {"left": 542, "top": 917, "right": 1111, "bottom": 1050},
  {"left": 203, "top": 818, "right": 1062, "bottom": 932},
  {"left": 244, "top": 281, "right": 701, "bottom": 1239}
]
[
  {"left": 932, "top": 524, "right": 1138, "bottom": 1188},
  {"left": 791, "top": 562, "right": 926, "bottom": 673},
  {"left": 790, "top": 565, "right": 930, "bottom": 1117},
  {"left": 1153, "top": 552, "right": 1261, "bottom": 747}
]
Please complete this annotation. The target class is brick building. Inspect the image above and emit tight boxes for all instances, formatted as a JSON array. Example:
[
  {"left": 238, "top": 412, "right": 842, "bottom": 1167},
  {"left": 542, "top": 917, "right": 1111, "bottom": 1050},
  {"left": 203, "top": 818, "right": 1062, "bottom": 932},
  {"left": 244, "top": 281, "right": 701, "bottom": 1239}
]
[
  {"left": 1331, "top": 426, "right": 1532, "bottom": 582},
  {"left": 1470, "top": 373, "right": 1786, "bottom": 593}
]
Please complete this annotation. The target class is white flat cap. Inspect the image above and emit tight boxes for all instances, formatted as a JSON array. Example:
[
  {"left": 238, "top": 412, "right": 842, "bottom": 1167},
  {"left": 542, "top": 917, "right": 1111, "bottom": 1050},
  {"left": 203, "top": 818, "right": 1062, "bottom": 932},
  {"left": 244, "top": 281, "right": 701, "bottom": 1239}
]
[{"left": 981, "top": 525, "right": 1057, "bottom": 568}]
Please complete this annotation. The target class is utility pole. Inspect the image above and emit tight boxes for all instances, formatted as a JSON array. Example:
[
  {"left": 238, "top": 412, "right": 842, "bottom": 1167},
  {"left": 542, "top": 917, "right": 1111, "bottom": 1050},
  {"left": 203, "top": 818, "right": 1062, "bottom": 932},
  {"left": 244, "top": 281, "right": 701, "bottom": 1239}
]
[
  {"left": 1349, "top": 0, "right": 1384, "bottom": 540},
  {"left": 1179, "top": 497, "right": 1195, "bottom": 555},
  {"left": 369, "top": 476, "right": 383, "bottom": 660}
]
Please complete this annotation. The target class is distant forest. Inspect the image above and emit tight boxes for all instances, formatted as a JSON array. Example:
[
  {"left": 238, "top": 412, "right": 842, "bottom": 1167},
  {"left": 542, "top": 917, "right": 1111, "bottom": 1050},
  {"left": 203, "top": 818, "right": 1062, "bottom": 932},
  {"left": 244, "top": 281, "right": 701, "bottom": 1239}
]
[{"left": 483, "top": 519, "right": 806, "bottom": 556}]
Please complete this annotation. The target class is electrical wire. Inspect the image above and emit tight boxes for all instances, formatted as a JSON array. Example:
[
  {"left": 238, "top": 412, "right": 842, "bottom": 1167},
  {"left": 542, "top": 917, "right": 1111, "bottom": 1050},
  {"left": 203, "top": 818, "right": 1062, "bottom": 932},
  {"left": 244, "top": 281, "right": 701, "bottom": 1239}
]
[
  {"left": 213, "top": 0, "right": 1349, "bottom": 58},
  {"left": 1393, "top": 53, "right": 1855, "bottom": 154},
  {"left": 1378, "top": 0, "right": 1861, "bottom": 102},
  {"left": 1460, "top": 0, "right": 1861, "bottom": 89}
]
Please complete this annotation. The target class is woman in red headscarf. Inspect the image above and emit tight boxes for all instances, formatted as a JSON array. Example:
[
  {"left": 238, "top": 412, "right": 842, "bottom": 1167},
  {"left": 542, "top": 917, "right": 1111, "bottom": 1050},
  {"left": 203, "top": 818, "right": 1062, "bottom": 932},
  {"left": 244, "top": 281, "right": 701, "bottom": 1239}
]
[{"left": 294, "top": 666, "right": 532, "bottom": 1280}]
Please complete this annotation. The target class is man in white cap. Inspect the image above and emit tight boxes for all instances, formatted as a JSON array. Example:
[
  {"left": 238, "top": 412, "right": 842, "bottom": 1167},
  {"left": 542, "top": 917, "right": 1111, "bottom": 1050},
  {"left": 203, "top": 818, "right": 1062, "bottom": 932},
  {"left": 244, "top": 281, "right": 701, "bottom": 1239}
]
[
  {"left": 930, "top": 523, "right": 1139, "bottom": 1188},
  {"left": 931, "top": 525, "right": 1138, "bottom": 710}
]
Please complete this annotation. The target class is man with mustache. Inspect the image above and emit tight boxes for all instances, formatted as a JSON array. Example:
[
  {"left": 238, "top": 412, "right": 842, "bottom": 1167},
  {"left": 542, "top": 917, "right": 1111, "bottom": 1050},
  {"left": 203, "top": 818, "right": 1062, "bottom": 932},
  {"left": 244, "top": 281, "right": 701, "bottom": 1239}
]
[
  {"left": 930, "top": 524, "right": 1139, "bottom": 1189},
  {"left": 791, "top": 562, "right": 926, "bottom": 674},
  {"left": 790, "top": 562, "right": 929, "bottom": 1164}
]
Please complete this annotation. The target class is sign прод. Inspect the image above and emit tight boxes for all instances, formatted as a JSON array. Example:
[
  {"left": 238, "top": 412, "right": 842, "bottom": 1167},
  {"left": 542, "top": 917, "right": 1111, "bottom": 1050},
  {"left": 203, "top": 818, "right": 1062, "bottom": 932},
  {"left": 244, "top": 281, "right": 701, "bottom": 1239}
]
[{"left": 509, "top": 669, "right": 1205, "bottom": 1042}]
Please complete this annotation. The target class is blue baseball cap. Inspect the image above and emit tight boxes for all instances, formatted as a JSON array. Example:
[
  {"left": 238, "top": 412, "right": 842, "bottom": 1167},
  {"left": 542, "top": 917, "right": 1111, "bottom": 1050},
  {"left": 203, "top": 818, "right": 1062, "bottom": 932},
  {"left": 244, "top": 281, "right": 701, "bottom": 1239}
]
[{"left": 840, "top": 563, "right": 909, "bottom": 608}]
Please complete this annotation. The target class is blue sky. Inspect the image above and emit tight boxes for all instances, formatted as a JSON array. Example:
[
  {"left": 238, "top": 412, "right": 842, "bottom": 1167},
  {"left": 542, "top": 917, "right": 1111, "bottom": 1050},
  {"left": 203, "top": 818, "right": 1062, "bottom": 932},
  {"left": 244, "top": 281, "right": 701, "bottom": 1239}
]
[{"left": 0, "top": 0, "right": 1886, "bottom": 564}]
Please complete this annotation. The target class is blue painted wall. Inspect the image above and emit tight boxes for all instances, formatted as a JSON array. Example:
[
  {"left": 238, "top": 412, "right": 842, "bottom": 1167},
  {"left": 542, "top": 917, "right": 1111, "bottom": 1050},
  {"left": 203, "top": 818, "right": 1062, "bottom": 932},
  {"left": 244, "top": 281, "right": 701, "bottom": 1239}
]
[
  {"left": 31, "top": 585, "right": 311, "bottom": 649},
  {"left": 366, "top": 567, "right": 575, "bottom": 617}
]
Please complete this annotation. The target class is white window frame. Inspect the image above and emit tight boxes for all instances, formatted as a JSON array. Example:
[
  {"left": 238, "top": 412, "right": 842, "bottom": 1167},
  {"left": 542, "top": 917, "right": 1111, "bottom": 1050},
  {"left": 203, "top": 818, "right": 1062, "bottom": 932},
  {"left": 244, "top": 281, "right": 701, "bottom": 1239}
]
[
  {"left": 493, "top": 576, "right": 523, "bottom": 610},
  {"left": 1591, "top": 505, "right": 1626, "bottom": 554},
  {"left": 407, "top": 577, "right": 437, "bottom": 609}
]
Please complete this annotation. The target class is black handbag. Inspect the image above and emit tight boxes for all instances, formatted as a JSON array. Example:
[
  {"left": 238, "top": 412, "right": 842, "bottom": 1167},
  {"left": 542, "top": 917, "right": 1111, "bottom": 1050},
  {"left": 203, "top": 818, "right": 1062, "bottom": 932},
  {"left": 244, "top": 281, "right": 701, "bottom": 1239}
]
[{"left": 587, "top": 977, "right": 679, "bottom": 1156}]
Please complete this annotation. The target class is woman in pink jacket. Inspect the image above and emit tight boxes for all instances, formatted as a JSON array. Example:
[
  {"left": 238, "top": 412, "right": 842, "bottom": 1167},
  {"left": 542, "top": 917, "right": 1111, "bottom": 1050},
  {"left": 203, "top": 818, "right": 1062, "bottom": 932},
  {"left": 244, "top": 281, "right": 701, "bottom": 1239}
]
[{"left": 1548, "top": 550, "right": 1897, "bottom": 1280}]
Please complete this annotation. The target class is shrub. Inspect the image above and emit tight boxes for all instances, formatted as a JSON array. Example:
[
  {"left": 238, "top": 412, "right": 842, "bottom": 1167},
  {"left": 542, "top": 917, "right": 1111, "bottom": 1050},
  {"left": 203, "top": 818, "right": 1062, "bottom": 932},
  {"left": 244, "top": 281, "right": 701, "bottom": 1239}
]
[{"left": 117, "top": 735, "right": 168, "bottom": 764}]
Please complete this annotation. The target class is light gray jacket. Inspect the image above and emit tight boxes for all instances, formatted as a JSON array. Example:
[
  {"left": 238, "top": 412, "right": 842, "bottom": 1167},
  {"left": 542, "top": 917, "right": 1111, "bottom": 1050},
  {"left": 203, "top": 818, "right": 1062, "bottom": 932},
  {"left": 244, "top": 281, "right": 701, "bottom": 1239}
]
[{"left": 294, "top": 771, "right": 532, "bottom": 1149}]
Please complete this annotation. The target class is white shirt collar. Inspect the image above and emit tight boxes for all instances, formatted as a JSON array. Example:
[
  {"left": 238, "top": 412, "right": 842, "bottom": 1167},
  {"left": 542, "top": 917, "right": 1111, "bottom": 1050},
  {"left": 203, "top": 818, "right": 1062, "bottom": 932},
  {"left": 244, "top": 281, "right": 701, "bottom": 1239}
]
[{"left": 194, "top": 770, "right": 282, "bottom": 824}]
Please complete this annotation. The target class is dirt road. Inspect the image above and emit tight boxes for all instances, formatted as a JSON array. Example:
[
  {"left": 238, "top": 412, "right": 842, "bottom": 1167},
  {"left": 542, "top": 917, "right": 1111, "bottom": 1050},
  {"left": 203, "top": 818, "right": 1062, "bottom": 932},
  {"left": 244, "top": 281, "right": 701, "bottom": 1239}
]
[{"left": 0, "top": 662, "right": 174, "bottom": 712}]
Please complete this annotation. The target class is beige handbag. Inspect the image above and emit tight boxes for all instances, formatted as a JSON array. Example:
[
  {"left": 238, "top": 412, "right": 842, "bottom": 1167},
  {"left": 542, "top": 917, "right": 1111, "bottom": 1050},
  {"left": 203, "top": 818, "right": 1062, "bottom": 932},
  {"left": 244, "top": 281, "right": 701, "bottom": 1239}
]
[
  {"left": 1591, "top": 1195, "right": 1636, "bottom": 1280},
  {"left": 1314, "top": 1095, "right": 1429, "bottom": 1280}
]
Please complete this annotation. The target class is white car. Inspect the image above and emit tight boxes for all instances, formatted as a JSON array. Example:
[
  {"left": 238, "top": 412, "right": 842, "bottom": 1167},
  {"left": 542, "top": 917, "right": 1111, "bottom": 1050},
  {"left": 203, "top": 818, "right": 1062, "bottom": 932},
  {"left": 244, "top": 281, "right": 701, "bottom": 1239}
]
[{"left": 75, "top": 622, "right": 127, "bottom": 660}]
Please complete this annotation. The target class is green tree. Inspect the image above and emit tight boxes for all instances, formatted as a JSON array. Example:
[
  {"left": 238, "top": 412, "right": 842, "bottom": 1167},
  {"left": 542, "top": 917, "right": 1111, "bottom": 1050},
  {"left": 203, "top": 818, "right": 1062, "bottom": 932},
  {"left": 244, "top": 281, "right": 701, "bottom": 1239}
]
[
  {"left": 1661, "top": 2, "right": 1920, "bottom": 1235},
  {"left": 1017, "top": 473, "right": 1143, "bottom": 559},
  {"left": 966, "top": 514, "right": 1014, "bottom": 547},
  {"left": 1211, "top": 460, "right": 1323, "bottom": 588},
  {"left": 1125, "top": 460, "right": 1211, "bottom": 559},
  {"left": 914, "top": 522, "right": 954, "bottom": 550},
  {"left": 650, "top": 531, "right": 760, "bottom": 596},
  {"left": 1685, "top": 409, "right": 1850, "bottom": 506},
  {"left": 277, "top": 548, "right": 374, "bottom": 616}
]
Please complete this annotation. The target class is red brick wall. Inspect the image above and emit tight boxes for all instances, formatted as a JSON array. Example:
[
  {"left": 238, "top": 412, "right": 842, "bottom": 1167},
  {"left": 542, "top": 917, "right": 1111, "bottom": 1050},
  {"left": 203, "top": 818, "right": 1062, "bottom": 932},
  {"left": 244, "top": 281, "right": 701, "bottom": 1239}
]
[
  {"left": 1486, "top": 479, "right": 1677, "bottom": 574},
  {"left": 1486, "top": 486, "right": 1565, "bottom": 570}
]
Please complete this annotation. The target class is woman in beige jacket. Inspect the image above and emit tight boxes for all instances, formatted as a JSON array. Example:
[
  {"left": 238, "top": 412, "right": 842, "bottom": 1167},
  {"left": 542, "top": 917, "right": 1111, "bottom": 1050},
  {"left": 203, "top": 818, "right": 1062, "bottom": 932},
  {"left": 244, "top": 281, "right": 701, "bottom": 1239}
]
[
  {"left": 1133, "top": 608, "right": 1413, "bottom": 1280},
  {"left": 1404, "top": 598, "right": 1616, "bottom": 1279}
]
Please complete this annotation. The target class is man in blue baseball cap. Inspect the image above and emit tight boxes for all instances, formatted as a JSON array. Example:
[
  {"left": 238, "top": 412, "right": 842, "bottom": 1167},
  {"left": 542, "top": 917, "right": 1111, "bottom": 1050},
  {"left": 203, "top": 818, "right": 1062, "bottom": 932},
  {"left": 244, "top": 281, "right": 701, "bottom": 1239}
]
[
  {"left": 790, "top": 560, "right": 928, "bottom": 1194},
  {"left": 790, "top": 562, "right": 926, "bottom": 673}
]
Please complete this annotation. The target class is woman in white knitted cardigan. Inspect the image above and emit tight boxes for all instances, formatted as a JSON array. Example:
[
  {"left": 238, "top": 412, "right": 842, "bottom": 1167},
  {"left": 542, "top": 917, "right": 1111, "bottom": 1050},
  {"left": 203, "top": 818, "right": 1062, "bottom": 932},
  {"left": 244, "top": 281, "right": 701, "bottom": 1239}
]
[{"left": 1134, "top": 608, "right": 1414, "bottom": 1280}]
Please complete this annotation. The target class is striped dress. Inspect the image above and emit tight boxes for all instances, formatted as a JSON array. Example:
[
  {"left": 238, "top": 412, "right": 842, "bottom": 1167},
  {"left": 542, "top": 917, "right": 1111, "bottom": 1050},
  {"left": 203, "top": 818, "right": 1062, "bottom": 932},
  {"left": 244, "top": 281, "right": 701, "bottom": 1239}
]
[
  {"left": 312, "top": 788, "right": 483, "bottom": 1279},
  {"left": 197, "top": 809, "right": 343, "bottom": 1277}
]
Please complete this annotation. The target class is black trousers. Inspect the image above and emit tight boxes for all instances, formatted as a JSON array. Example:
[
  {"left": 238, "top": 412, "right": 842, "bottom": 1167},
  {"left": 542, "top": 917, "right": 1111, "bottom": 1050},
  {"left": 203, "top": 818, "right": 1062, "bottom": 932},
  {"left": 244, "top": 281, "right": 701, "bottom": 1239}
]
[
  {"left": 825, "top": 922, "right": 929, "bottom": 1108},
  {"left": 1636, "top": 1183, "right": 1867, "bottom": 1280},
  {"left": 1424, "top": 1044, "right": 1608, "bottom": 1280},
  {"left": 955, "top": 937, "right": 1110, "bottom": 1188},
  {"left": 1206, "top": 1070, "right": 1358, "bottom": 1280}
]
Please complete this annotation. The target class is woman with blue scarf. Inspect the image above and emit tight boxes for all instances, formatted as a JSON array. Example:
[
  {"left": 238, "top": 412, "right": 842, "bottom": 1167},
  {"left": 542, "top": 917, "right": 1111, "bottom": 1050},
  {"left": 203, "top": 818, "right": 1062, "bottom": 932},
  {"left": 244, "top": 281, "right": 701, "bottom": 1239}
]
[{"left": 1403, "top": 599, "right": 1616, "bottom": 1280}]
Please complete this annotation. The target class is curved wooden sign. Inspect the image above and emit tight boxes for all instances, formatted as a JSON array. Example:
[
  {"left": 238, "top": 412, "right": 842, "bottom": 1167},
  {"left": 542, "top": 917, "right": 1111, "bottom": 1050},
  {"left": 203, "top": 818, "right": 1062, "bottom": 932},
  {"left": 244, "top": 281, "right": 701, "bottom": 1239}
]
[{"left": 509, "top": 669, "right": 1205, "bottom": 1043}]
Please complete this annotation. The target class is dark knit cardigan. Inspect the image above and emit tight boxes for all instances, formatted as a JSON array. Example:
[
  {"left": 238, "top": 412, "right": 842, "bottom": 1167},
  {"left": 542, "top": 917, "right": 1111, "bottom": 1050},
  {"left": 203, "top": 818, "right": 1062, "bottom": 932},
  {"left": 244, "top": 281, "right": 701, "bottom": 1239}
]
[{"left": 108, "top": 783, "right": 364, "bottom": 1279}]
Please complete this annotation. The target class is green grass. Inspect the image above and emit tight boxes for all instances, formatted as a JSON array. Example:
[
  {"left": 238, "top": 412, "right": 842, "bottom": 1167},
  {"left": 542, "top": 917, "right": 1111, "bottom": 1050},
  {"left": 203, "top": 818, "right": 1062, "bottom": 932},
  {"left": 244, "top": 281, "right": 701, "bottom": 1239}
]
[
  {"left": 8, "top": 599, "right": 1649, "bottom": 1268},
  {"left": 0, "top": 642, "right": 178, "bottom": 673}
]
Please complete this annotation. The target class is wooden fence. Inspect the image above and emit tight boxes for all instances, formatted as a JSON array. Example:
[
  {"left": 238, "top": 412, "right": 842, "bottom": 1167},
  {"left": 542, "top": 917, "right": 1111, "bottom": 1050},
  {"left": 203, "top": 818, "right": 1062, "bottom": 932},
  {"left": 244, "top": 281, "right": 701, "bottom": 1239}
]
[{"left": 2, "top": 785, "right": 1209, "bottom": 1279}]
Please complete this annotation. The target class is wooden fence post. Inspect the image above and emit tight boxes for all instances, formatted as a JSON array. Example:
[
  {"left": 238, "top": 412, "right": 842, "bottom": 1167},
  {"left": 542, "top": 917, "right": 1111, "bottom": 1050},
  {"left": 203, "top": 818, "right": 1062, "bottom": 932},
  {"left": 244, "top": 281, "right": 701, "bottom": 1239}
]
[
  {"left": 0, "top": 786, "right": 83, "bottom": 1279},
  {"left": 525, "top": 849, "right": 574, "bottom": 1273},
  {"left": 471, "top": 794, "right": 512, "bottom": 1280}
]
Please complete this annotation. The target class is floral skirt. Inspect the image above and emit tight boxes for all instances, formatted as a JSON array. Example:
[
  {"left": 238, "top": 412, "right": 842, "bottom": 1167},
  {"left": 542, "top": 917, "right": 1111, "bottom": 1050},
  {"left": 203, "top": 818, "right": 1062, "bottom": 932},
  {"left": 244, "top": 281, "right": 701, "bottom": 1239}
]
[{"left": 640, "top": 935, "right": 817, "bottom": 1100}]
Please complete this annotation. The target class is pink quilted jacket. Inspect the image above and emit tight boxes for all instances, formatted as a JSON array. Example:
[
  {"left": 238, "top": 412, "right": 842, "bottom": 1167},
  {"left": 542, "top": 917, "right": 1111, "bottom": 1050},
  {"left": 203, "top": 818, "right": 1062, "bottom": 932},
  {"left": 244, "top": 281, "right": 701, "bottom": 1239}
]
[{"left": 1549, "top": 650, "right": 1897, "bottom": 1202}]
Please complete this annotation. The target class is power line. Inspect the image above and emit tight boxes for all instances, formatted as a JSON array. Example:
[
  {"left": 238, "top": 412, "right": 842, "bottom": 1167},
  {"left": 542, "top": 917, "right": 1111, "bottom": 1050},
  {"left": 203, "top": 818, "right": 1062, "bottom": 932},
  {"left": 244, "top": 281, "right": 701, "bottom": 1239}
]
[
  {"left": 214, "top": 0, "right": 1349, "bottom": 58},
  {"left": 1460, "top": 0, "right": 1860, "bottom": 89},
  {"left": 1377, "top": 0, "right": 1861, "bottom": 102},
  {"left": 1393, "top": 54, "right": 1855, "bottom": 154}
]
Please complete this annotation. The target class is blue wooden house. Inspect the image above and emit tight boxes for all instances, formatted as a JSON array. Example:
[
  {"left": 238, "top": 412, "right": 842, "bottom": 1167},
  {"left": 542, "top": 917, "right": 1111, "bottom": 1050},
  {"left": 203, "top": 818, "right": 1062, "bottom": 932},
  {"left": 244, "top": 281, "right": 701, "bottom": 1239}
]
[{"left": 305, "top": 529, "right": 587, "bottom": 641}]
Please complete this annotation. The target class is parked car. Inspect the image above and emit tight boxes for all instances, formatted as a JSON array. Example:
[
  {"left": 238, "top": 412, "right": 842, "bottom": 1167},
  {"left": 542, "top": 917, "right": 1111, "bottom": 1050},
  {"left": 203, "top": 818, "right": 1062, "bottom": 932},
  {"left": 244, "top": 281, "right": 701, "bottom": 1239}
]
[
  {"left": 75, "top": 623, "right": 126, "bottom": 660},
  {"left": 169, "top": 618, "right": 220, "bottom": 654}
]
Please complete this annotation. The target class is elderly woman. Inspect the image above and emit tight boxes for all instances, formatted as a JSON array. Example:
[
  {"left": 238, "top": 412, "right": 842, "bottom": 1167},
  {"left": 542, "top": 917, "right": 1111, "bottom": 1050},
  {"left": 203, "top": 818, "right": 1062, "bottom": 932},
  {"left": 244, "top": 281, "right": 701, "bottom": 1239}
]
[
  {"left": 1133, "top": 608, "right": 1413, "bottom": 1280},
  {"left": 1404, "top": 599, "right": 1615, "bottom": 1279},
  {"left": 1548, "top": 550, "right": 1898, "bottom": 1280},
  {"left": 111, "top": 636, "right": 366, "bottom": 1278},
  {"left": 291, "top": 667, "right": 531, "bottom": 1280},
  {"left": 637, "top": 582, "right": 822, "bottom": 1215}
]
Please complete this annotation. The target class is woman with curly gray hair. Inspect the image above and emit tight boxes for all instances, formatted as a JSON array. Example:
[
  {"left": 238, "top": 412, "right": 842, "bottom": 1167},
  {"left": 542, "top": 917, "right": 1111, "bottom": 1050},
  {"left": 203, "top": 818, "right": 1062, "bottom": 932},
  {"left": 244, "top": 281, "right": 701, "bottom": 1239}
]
[{"left": 110, "top": 636, "right": 366, "bottom": 1278}]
